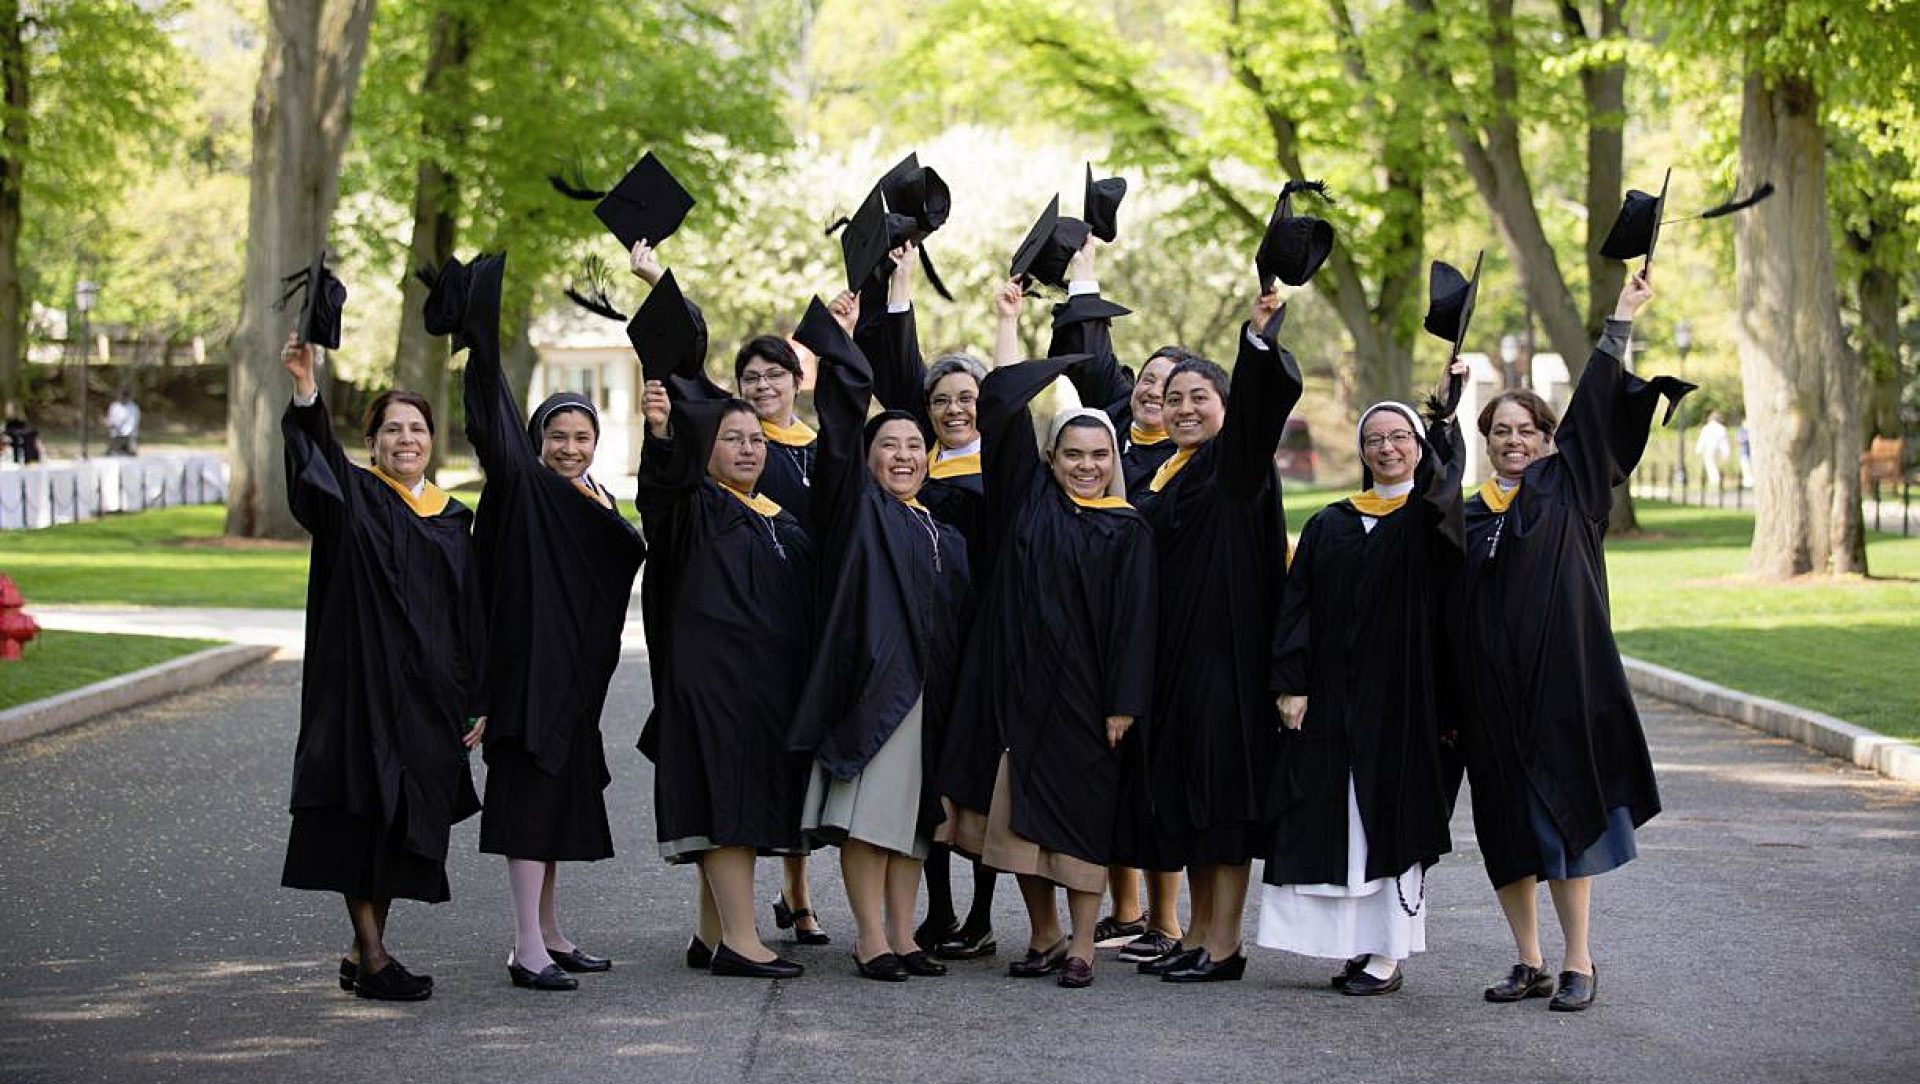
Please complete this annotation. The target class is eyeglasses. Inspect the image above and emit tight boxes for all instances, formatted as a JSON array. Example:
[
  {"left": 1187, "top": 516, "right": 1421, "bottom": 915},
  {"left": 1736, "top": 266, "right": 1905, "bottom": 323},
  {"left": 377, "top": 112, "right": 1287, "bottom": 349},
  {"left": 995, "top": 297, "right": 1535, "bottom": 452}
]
[
  {"left": 929, "top": 392, "right": 977, "bottom": 411},
  {"left": 1362, "top": 429, "right": 1416, "bottom": 451},
  {"left": 716, "top": 433, "right": 766, "bottom": 448},
  {"left": 739, "top": 370, "right": 790, "bottom": 389}
]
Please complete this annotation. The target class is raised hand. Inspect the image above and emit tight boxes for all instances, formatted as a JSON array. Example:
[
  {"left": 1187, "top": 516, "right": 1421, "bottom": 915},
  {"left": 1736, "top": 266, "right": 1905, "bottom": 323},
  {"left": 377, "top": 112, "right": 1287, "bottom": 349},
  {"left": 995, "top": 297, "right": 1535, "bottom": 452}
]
[
  {"left": 641, "top": 379, "right": 671, "bottom": 439},
  {"left": 994, "top": 278, "right": 1025, "bottom": 320},
  {"left": 1614, "top": 268, "right": 1653, "bottom": 321},
  {"left": 1251, "top": 287, "right": 1284, "bottom": 337},
  {"left": 630, "top": 239, "right": 663, "bottom": 286},
  {"left": 888, "top": 240, "right": 918, "bottom": 308},
  {"left": 1068, "top": 232, "right": 1097, "bottom": 284},
  {"left": 282, "top": 332, "right": 318, "bottom": 400},
  {"left": 828, "top": 289, "right": 860, "bottom": 336}
]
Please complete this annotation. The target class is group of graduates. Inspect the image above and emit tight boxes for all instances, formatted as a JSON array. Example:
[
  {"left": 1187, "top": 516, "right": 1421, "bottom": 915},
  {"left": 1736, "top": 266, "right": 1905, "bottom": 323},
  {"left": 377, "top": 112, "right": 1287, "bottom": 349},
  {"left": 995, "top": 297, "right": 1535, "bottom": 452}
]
[{"left": 276, "top": 152, "right": 1696, "bottom": 1012}]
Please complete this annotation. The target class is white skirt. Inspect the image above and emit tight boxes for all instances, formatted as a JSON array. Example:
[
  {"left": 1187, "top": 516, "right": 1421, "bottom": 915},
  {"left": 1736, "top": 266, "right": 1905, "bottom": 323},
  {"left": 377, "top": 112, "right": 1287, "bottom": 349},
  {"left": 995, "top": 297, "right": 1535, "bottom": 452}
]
[{"left": 1257, "top": 775, "right": 1427, "bottom": 962}]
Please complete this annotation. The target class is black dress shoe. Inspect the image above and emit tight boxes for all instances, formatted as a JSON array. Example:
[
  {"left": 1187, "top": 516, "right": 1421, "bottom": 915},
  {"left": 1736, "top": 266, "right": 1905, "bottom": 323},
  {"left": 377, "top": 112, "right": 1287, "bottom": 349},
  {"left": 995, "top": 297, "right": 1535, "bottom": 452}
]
[
  {"left": 710, "top": 943, "right": 804, "bottom": 979},
  {"left": 341, "top": 957, "right": 433, "bottom": 991},
  {"left": 686, "top": 936, "right": 714, "bottom": 970},
  {"left": 914, "top": 914, "right": 959, "bottom": 952},
  {"left": 1007, "top": 939, "right": 1068, "bottom": 978},
  {"left": 853, "top": 952, "right": 910, "bottom": 982},
  {"left": 1057, "top": 956, "right": 1094, "bottom": 989},
  {"left": 1485, "top": 962, "right": 1555, "bottom": 1003},
  {"left": 1341, "top": 966, "right": 1403, "bottom": 996},
  {"left": 1162, "top": 948, "right": 1247, "bottom": 983},
  {"left": 1331, "top": 955, "right": 1367, "bottom": 989},
  {"left": 1093, "top": 911, "right": 1149, "bottom": 947},
  {"left": 900, "top": 950, "right": 948, "bottom": 977},
  {"left": 507, "top": 955, "right": 578, "bottom": 991},
  {"left": 1549, "top": 967, "right": 1597, "bottom": 1012},
  {"left": 932, "top": 925, "right": 997, "bottom": 960},
  {"left": 354, "top": 960, "right": 432, "bottom": 1001},
  {"left": 1136, "top": 944, "right": 1203, "bottom": 976},
  {"left": 547, "top": 946, "right": 612, "bottom": 973}
]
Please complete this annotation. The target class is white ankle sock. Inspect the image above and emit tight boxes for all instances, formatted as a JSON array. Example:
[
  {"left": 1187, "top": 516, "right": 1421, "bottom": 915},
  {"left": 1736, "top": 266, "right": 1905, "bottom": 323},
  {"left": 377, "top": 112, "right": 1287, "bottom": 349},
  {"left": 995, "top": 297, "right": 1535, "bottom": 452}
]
[{"left": 1363, "top": 954, "right": 1398, "bottom": 979}]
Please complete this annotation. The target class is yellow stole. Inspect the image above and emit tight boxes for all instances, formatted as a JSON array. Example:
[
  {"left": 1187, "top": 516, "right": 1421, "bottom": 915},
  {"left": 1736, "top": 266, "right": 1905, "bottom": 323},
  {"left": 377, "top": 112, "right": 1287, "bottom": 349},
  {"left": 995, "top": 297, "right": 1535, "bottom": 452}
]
[
  {"left": 1348, "top": 489, "right": 1410, "bottom": 517},
  {"left": 927, "top": 450, "right": 982, "bottom": 480},
  {"left": 719, "top": 480, "right": 783, "bottom": 518},
  {"left": 1128, "top": 424, "right": 1168, "bottom": 447},
  {"left": 1070, "top": 493, "right": 1132, "bottom": 511},
  {"left": 760, "top": 416, "right": 817, "bottom": 447},
  {"left": 573, "top": 475, "right": 614, "bottom": 510},
  {"left": 1148, "top": 446, "right": 1197, "bottom": 493},
  {"left": 892, "top": 493, "right": 932, "bottom": 514},
  {"left": 368, "top": 465, "right": 450, "bottom": 518},
  {"left": 1479, "top": 478, "right": 1520, "bottom": 513}
]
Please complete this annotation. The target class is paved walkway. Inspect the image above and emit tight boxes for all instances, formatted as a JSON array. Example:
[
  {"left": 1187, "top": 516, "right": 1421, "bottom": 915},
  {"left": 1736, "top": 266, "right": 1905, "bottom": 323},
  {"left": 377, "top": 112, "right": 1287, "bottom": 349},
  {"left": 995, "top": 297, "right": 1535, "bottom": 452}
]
[
  {"left": 29, "top": 605, "right": 649, "bottom": 658},
  {"left": 0, "top": 657, "right": 1916, "bottom": 1083}
]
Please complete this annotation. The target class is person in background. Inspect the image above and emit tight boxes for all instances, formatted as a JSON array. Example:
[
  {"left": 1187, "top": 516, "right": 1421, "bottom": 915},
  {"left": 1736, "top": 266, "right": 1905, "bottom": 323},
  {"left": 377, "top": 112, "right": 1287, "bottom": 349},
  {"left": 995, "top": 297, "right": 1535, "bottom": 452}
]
[{"left": 105, "top": 390, "right": 141, "bottom": 456}]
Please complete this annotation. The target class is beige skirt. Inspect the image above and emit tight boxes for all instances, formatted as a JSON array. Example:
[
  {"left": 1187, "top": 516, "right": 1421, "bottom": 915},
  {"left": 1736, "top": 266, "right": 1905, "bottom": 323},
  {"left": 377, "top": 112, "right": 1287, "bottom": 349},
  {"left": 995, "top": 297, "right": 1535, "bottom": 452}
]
[
  {"left": 801, "top": 699, "right": 930, "bottom": 860},
  {"left": 949, "top": 754, "right": 1107, "bottom": 895}
]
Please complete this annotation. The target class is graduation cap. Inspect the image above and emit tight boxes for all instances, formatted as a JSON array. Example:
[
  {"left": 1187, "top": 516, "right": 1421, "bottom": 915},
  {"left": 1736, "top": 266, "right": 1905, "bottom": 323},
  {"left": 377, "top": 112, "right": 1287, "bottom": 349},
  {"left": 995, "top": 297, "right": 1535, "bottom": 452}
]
[
  {"left": 1423, "top": 250, "right": 1483, "bottom": 357},
  {"left": 625, "top": 269, "right": 707, "bottom": 384},
  {"left": 416, "top": 251, "right": 505, "bottom": 357},
  {"left": 550, "top": 151, "right": 695, "bottom": 251},
  {"left": 828, "top": 153, "right": 957, "bottom": 302},
  {"left": 837, "top": 187, "right": 897, "bottom": 294},
  {"left": 878, "top": 153, "right": 951, "bottom": 239},
  {"left": 1601, "top": 170, "right": 1775, "bottom": 269},
  {"left": 275, "top": 249, "right": 348, "bottom": 349},
  {"left": 1083, "top": 164, "right": 1127, "bottom": 243},
  {"left": 1255, "top": 180, "right": 1335, "bottom": 290},
  {"left": 1010, "top": 195, "right": 1093, "bottom": 292}
]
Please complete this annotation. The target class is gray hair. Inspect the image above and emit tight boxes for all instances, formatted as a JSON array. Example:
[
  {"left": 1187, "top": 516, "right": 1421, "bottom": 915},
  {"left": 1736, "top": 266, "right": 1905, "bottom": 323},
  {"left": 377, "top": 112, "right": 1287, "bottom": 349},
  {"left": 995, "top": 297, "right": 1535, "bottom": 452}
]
[{"left": 923, "top": 352, "right": 988, "bottom": 394}]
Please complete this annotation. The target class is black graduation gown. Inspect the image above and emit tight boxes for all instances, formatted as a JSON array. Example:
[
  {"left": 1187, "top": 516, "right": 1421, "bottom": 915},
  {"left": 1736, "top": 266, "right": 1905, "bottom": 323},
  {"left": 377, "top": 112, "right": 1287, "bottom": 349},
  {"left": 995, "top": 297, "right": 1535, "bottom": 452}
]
[
  {"left": 1458, "top": 320, "right": 1692, "bottom": 888},
  {"left": 635, "top": 400, "right": 815, "bottom": 858},
  {"left": 787, "top": 300, "right": 970, "bottom": 838},
  {"left": 758, "top": 432, "right": 815, "bottom": 528},
  {"left": 462, "top": 257, "right": 646, "bottom": 862},
  {"left": 941, "top": 357, "right": 1157, "bottom": 867},
  {"left": 1052, "top": 292, "right": 1178, "bottom": 494},
  {"left": 860, "top": 305, "right": 991, "bottom": 583},
  {"left": 279, "top": 394, "right": 482, "bottom": 903},
  {"left": 1139, "top": 323, "right": 1301, "bottom": 868},
  {"left": 1263, "top": 420, "right": 1464, "bottom": 888}
]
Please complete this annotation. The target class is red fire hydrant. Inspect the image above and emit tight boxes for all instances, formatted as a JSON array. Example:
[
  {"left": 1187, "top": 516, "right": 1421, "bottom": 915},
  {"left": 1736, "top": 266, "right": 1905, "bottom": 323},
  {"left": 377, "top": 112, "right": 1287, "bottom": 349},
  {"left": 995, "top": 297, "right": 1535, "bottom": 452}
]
[{"left": 0, "top": 573, "right": 39, "bottom": 661}]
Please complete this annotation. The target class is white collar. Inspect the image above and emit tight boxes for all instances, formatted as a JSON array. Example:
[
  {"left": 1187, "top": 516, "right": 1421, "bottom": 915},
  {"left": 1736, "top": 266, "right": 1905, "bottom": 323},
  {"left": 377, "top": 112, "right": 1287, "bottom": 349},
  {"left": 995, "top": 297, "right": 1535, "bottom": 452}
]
[{"left": 937, "top": 437, "right": 981, "bottom": 461}]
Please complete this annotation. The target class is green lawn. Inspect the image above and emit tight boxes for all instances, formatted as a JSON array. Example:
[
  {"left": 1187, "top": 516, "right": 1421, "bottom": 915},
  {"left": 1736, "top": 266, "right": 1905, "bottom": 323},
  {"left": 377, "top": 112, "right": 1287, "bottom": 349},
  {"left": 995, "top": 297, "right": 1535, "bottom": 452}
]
[
  {"left": 0, "top": 505, "right": 310, "bottom": 608},
  {"left": 0, "top": 630, "right": 222, "bottom": 710}
]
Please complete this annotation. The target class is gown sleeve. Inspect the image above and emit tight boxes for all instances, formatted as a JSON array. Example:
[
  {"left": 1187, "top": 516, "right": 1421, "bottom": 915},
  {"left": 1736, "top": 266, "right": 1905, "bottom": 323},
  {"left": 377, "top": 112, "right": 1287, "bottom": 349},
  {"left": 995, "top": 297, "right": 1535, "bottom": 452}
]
[
  {"left": 977, "top": 357, "right": 1080, "bottom": 542},
  {"left": 860, "top": 306, "right": 932, "bottom": 432},
  {"left": 1549, "top": 318, "right": 1695, "bottom": 522},
  {"left": 1049, "top": 293, "right": 1133, "bottom": 421},
  {"left": 1215, "top": 321, "right": 1305, "bottom": 499},
  {"left": 1270, "top": 514, "right": 1318, "bottom": 696},
  {"left": 792, "top": 297, "right": 875, "bottom": 568},
  {"left": 281, "top": 392, "right": 353, "bottom": 539},
  {"left": 461, "top": 307, "right": 534, "bottom": 482}
]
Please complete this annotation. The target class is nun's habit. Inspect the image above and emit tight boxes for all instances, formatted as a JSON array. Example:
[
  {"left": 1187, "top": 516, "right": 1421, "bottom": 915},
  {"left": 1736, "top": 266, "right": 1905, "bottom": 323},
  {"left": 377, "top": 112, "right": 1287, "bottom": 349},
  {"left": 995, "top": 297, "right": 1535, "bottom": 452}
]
[{"left": 1049, "top": 289, "right": 1178, "bottom": 494}]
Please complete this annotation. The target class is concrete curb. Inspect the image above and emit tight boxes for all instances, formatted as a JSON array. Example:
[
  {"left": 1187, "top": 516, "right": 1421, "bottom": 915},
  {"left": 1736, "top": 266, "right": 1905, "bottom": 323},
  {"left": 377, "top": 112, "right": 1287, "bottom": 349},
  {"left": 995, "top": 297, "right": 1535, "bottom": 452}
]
[
  {"left": 0, "top": 643, "right": 275, "bottom": 747},
  {"left": 1623, "top": 655, "right": 1920, "bottom": 784}
]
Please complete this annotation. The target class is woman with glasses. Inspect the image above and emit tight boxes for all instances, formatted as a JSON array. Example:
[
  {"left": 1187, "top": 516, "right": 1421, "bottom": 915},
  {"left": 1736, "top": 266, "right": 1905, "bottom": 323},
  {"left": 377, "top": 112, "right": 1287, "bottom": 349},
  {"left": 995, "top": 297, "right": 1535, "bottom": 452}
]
[
  {"left": 634, "top": 380, "right": 814, "bottom": 979},
  {"left": 1258, "top": 363, "right": 1467, "bottom": 996}
]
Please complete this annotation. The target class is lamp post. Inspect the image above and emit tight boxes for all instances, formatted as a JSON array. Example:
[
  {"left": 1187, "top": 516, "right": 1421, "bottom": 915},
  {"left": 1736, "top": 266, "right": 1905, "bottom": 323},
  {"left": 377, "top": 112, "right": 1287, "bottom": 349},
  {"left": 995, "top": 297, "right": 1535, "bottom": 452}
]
[
  {"left": 1674, "top": 321, "right": 1692, "bottom": 492},
  {"left": 75, "top": 280, "right": 98, "bottom": 460},
  {"left": 1499, "top": 333, "right": 1521, "bottom": 389}
]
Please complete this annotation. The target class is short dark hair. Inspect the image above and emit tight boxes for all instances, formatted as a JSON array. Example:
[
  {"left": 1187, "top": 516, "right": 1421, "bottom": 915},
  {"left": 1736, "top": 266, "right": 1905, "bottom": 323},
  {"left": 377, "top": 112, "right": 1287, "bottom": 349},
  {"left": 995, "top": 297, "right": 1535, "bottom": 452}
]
[
  {"left": 734, "top": 335, "right": 802, "bottom": 383},
  {"left": 1144, "top": 345, "right": 1201, "bottom": 370},
  {"left": 363, "top": 389, "right": 435, "bottom": 439},
  {"left": 1476, "top": 389, "right": 1559, "bottom": 438},
  {"left": 1167, "top": 357, "right": 1230, "bottom": 400}
]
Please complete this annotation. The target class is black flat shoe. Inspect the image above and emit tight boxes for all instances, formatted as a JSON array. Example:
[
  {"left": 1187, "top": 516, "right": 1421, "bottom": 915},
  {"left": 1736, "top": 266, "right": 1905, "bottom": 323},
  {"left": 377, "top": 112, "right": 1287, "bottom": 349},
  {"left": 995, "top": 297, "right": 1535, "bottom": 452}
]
[
  {"left": 1549, "top": 967, "right": 1597, "bottom": 1012},
  {"left": 1342, "top": 966, "right": 1403, "bottom": 996},
  {"left": 507, "top": 955, "right": 578, "bottom": 991},
  {"left": 1485, "top": 962, "right": 1555, "bottom": 1003},
  {"left": 341, "top": 957, "right": 432, "bottom": 991},
  {"left": 1057, "top": 956, "right": 1094, "bottom": 989},
  {"left": 772, "top": 895, "right": 797, "bottom": 929},
  {"left": 900, "top": 950, "right": 948, "bottom": 977},
  {"left": 1136, "top": 944, "right": 1203, "bottom": 976},
  {"left": 1331, "top": 955, "right": 1367, "bottom": 989},
  {"left": 1007, "top": 939, "right": 1068, "bottom": 978},
  {"left": 853, "top": 952, "right": 909, "bottom": 982},
  {"left": 547, "top": 946, "right": 612, "bottom": 974},
  {"left": 932, "top": 926, "right": 998, "bottom": 960},
  {"left": 355, "top": 960, "right": 432, "bottom": 1001},
  {"left": 1162, "top": 948, "right": 1247, "bottom": 983},
  {"left": 1093, "top": 911, "right": 1149, "bottom": 947},
  {"left": 914, "top": 914, "right": 959, "bottom": 952},
  {"left": 686, "top": 936, "right": 714, "bottom": 970},
  {"left": 710, "top": 943, "right": 804, "bottom": 979},
  {"left": 774, "top": 897, "right": 831, "bottom": 945}
]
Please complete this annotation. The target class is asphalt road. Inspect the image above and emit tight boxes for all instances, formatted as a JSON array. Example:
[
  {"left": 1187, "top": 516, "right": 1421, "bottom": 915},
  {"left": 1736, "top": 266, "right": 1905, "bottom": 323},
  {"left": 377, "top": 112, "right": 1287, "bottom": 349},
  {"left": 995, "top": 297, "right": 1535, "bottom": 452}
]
[{"left": 1, "top": 656, "right": 1916, "bottom": 1083}]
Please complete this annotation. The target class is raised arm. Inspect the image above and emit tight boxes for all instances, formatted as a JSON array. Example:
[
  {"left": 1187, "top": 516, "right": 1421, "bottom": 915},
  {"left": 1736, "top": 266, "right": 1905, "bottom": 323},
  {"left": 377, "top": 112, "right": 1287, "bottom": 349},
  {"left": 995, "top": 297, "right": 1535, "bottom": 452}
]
[
  {"left": 280, "top": 334, "right": 351, "bottom": 537},
  {"left": 1050, "top": 237, "right": 1133, "bottom": 416},
  {"left": 859, "top": 243, "right": 932, "bottom": 428},
  {"left": 977, "top": 354, "right": 1083, "bottom": 540},
  {"left": 1418, "top": 357, "right": 1470, "bottom": 553},
  {"left": 792, "top": 290, "right": 872, "bottom": 565},
  {"left": 1216, "top": 290, "right": 1305, "bottom": 498},
  {"left": 455, "top": 253, "right": 533, "bottom": 477}
]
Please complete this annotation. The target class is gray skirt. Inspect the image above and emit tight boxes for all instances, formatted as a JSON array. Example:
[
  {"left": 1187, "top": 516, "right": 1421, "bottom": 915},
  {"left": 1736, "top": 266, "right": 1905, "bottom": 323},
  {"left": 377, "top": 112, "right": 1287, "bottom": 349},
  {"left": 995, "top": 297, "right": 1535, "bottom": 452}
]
[{"left": 801, "top": 698, "right": 930, "bottom": 860}]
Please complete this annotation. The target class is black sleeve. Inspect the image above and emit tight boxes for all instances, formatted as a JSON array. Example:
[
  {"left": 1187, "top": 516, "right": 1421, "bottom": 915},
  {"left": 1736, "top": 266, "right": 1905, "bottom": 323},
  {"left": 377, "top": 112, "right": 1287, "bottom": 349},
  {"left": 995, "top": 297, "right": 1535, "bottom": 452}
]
[
  {"left": 1271, "top": 515, "right": 1318, "bottom": 696},
  {"left": 860, "top": 307, "right": 933, "bottom": 432},
  {"left": 978, "top": 356, "right": 1082, "bottom": 542},
  {"left": 1049, "top": 293, "right": 1132, "bottom": 415},
  {"left": 461, "top": 318, "right": 533, "bottom": 482},
  {"left": 1416, "top": 416, "right": 1468, "bottom": 554},
  {"left": 793, "top": 298, "right": 875, "bottom": 567},
  {"left": 1216, "top": 322, "right": 1305, "bottom": 498},
  {"left": 1552, "top": 319, "right": 1694, "bottom": 521},
  {"left": 281, "top": 394, "right": 351, "bottom": 538}
]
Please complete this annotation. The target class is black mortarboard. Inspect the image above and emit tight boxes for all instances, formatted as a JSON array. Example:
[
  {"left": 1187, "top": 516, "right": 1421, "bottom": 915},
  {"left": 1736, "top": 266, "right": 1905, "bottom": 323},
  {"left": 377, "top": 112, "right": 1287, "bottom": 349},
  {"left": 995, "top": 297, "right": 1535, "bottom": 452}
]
[
  {"left": 1255, "top": 180, "right": 1335, "bottom": 290},
  {"left": 878, "top": 153, "right": 951, "bottom": 239},
  {"left": 276, "top": 249, "right": 347, "bottom": 349},
  {"left": 590, "top": 152, "right": 695, "bottom": 251},
  {"left": 1600, "top": 169, "right": 1670, "bottom": 266},
  {"left": 839, "top": 188, "right": 895, "bottom": 294},
  {"left": 1084, "top": 164, "right": 1127, "bottom": 243},
  {"left": 1010, "top": 195, "right": 1093, "bottom": 291},
  {"left": 416, "top": 255, "right": 469, "bottom": 351},
  {"left": 1423, "top": 250, "right": 1483, "bottom": 356},
  {"left": 625, "top": 269, "right": 707, "bottom": 384}
]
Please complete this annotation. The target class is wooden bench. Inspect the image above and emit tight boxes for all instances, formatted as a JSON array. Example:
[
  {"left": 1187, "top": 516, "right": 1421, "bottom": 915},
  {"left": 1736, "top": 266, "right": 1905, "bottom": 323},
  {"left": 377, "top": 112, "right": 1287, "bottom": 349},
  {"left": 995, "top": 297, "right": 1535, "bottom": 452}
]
[{"left": 1860, "top": 436, "right": 1905, "bottom": 486}]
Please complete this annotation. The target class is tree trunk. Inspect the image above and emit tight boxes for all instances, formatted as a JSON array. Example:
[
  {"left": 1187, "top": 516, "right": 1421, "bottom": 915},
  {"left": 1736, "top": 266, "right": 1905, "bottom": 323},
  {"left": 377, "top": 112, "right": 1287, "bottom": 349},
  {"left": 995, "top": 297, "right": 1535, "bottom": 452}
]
[
  {"left": 1577, "top": 0, "right": 1627, "bottom": 340},
  {"left": 390, "top": 6, "right": 470, "bottom": 480},
  {"left": 0, "top": 3, "right": 27, "bottom": 408},
  {"left": 1854, "top": 252, "right": 1903, "bottom": 440},
  {"left": 224, "top": 0, "right": 377, "bottom": 539},
  {"left": 501, "top": 278, "right": 539, "bottom": 409},
  {"left": 1736, "top": 71, "right": 1866, "bottom": 577}
]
